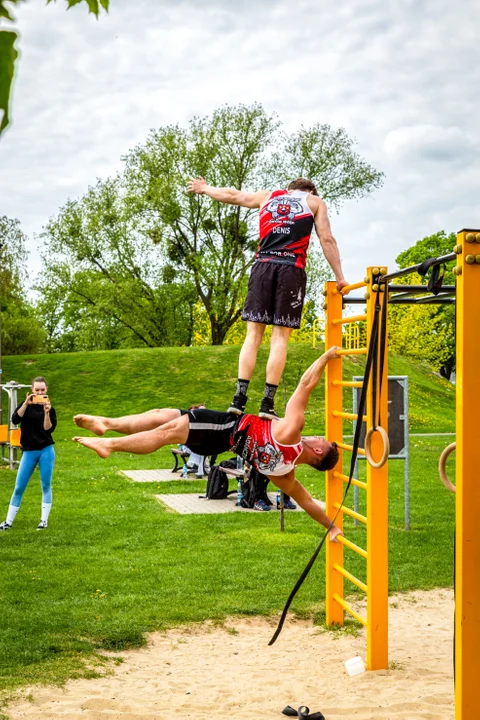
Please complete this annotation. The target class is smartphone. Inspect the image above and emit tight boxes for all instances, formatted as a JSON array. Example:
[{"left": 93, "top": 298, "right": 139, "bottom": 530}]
[{"left": 32, "top": 395, "right": 49, "bottom": 404}]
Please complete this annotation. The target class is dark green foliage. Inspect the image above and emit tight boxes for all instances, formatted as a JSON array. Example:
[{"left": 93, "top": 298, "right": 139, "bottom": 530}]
[
  {"left": 390, "top": 231, "right": 456, "bottom": 378},
  {"left": 0, "top": 216, "right": 46, "bottom": 354}
]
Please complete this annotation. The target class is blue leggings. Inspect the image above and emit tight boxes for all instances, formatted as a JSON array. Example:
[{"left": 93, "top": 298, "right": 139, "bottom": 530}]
[{"left": 10, "top": 445, "right": 56, "bottom": 508}]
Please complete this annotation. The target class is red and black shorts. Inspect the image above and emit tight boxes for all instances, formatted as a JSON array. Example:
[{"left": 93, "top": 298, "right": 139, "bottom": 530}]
[{"left": 242, "top": 261, "right": 307, "bottom": 328}]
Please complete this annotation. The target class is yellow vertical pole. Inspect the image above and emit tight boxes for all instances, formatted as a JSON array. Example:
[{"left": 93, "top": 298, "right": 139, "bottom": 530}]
[
  {"left": 325, "top": 280, "right": 344, "bottom": 626},
  {"left": 365, "top": 267, "right": 389, "bottom": 670},
  {"left": 454, "top": 229, "right": 480, "bottom": 720}
]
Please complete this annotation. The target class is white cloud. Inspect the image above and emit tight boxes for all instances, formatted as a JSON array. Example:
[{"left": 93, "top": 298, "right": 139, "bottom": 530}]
[{"left": 384, "top": 125, "right": 477, "bottom": 164}]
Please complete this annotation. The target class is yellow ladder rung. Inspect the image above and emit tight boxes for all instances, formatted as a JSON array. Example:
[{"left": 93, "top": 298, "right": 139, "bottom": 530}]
[
  {"left": 333, "top": 563, "right": 368, "bottom": 593},
  {"left": 333, "top": 471, "right": 367, "bottom": 491},
  {"left": 332, "top": 410, "right": 367, "bottom": 422},
  {"left": 332, "top": 314, "right": 367, "bottom": 326},
  {"left": 337, "top": 348, "right": 368, "bottom": 356},
  {"left": 336, "top": 442, "right": 366, "bottom": 456},
  {"left": 332, "top": 380, "right": 363, "bottom": 388},
  {"left": 333, "top": 594, "right": 367, "bottom": 626},
  {"left": 334, "top": 502, "right": 367, "bottom": 525},
  {"left": 337, "top": 534, "right": 368, "bottom": 559},
  {"left": 334, "top": 280, "right": 367, "bottom": 294}
]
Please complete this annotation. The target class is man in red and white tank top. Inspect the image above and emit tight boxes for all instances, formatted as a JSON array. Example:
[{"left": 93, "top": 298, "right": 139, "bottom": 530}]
[
  {"left": 187, "top": 177, "right": 349, "bottom": 420},
  {"left": 73, "top": 346, "right": 344, "bottom": 542}
]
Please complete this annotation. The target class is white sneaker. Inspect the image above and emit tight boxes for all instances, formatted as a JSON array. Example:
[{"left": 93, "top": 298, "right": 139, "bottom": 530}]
[
  {"left": 37, "top": 520, "right": 48, "bottom": 530},
  {"left": 0, "top": 521, "right": 12, "bottom": 531}
]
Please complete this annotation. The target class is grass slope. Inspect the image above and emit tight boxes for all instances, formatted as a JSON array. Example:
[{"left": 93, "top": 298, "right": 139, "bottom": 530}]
[{"left": 0, "top": 344, "right": 455, "bottom": 695}]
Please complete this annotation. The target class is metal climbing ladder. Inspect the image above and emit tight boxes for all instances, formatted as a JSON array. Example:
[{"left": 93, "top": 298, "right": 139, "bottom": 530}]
[{"left": 324, "top": 266, "right": 389, "bottom": 671}]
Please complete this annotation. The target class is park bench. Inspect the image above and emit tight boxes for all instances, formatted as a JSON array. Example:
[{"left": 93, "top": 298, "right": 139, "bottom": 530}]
[{"left": 171, "top": 447, "right": 217, "bottom": 476}]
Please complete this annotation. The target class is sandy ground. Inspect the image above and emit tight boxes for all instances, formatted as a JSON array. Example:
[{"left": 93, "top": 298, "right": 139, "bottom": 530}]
[{"left": 7, "top": 589, "right": 454, "bottom": 720}]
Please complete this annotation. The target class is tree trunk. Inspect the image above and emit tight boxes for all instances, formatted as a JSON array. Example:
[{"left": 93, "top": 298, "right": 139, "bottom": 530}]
[{"left": 210, "top": 319, "right": 228, "bottom": 346}]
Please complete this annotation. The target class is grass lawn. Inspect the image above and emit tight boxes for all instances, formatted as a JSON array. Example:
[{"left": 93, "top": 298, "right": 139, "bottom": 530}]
[{"left": 0, "top": 344, "right": 456, "bottom": 695}]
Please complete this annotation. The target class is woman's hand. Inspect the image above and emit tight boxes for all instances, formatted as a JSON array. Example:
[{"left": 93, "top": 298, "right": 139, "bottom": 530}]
[{"left": 44, "top": 401, "right": 51, "bottom": 414}]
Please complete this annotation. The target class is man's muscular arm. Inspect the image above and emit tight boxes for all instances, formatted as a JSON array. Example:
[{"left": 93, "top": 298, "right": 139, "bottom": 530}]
[
  {"left": 275, "top": 346, "right": 341, "bottom": 443},
  {"left": 187, "top": 177, "right": 269, "bottom": 209},
  {"left": 271, "top": 471, "right": 342, "bottom": 541},
  {"left": 312, "top": 197, "right": 349, "bottom": 293}
]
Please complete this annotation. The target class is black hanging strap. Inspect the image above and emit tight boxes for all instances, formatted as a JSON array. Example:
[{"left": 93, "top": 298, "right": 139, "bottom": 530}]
[{"left": 268, "top": 284, "right": 386, "bottom": 646}]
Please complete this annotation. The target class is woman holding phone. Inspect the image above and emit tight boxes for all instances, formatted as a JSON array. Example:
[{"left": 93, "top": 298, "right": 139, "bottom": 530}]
[{"left": 0, "top": 376, "right": 57, "bottom": 531}]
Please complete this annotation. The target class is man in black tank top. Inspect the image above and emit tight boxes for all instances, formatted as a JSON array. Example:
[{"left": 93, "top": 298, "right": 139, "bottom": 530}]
[{"left": 187, "top": 176, "right": 348, "bottom": 419}]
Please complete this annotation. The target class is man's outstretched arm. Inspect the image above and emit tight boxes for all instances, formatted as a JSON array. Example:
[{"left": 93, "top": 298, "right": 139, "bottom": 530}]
[
  {"left": 187, "top": 177, "right": 269, "bottom": 209},
  {"left": 313, "top": 198, "right": 349, "bottom": 293},
  {"left": 279, "top": 347, "right": 341, "bottom": 437},
  {"left": 271, "top": 471, "right": 342, "bottom": 541}
]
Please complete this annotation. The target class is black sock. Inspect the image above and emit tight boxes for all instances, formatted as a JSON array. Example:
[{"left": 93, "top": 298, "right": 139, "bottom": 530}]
[
  {"left": 263, "top": 383, "right": 278, "bottom": 402},
  {"left": 236, "top": 378, "right": 250, "bottom": 397}
]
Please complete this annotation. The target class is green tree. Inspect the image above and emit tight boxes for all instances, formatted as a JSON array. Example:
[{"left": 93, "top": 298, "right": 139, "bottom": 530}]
[
  {"left": 0, "top": 0, "right": 108, "bottom": 138},
  {"left": 0, "top": 215, "right": 46, "bottom": 354},
  {"left": 389, "top": 231, "right": 456, "bottom": 378},
  {"left": 272, "top": 123, "right": 384, "bottom": 210},
  {"left": 123, "top": 104, "right": 383, "bottom": 344},
  {"left": 37, "top": 178, "right": 197, "bottom": 352},
  {"left": 39, "top": 104, "right": 383, "bottom": 349}
]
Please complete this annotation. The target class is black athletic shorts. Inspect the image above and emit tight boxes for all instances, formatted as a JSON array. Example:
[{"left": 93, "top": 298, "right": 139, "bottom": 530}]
[
  {"left": 180, "top": 408, "right": 240, "bottom": 456},
  {"left": 242, "top": 261, "right": 307, "bottom": 328}
]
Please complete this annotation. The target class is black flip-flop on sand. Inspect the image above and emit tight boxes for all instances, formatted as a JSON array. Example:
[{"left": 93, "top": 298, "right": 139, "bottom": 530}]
[{"left": 282, "top": 705, "right": 325, "bottom": 719}]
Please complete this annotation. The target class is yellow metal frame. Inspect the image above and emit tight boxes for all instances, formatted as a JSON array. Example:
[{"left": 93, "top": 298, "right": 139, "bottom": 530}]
[
  {"left": 454, "top": 229, "right": 480, "bottom": 720},
  {"left": 324, "top": 238, "right": 480, "bottom": 707},
  {"left": 9, "top": 428, "right": 22, "bottom": 447},
  {"left": 325, "top": 268, "right": 389, "bottom": 670},
  {"left": 0, "top": 424, "right": 8, "bottom": 443}
]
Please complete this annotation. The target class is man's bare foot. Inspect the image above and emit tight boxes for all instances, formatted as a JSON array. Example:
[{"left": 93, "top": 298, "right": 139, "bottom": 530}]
[
  {"left": 73, "top": 436, "right": 112, "bottom": 458},
  {"left": 73, "top": 414, "right": 108, "bottom": 436}
]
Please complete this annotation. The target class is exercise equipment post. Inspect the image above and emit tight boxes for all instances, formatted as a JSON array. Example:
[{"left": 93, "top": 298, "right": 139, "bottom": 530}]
[
  {"left": 454, "top": 229, "right": 480, "bottom": 720},
  {"left": 324, "top": 267, "right": 389, "bottom": 670}
]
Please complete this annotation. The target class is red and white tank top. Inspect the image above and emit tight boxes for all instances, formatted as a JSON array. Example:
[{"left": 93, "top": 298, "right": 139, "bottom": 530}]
[
  {"left": 230, "top": 414, "right": 303, "bottom": 476},
  {"left": 256, "top": 189, "right": 314, "bottom": 269}
]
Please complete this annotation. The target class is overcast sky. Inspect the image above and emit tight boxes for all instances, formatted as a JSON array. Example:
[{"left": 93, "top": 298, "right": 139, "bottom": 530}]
[{"left": 1, "top": 0, "right": 479, "bottom": 283}]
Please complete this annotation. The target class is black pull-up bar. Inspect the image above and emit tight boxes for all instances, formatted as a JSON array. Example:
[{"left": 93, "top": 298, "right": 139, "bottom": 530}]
[
  {"left": 343, "top": 296, "right": 455, "bottom": 305},
  {"left": 379, "top": 253, "right": 456, "bottom": 282},
  {"left": 386, "top": 284, "right": 456, "bottom": 294}
]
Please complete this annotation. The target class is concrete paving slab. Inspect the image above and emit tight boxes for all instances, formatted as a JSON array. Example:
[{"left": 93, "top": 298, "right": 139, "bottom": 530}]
[
  {"left": 122, "top": 469, "right": 205, "bottom": 482},
  {"left": 155, "top": 492, "right": 326, "bottom": 515}
]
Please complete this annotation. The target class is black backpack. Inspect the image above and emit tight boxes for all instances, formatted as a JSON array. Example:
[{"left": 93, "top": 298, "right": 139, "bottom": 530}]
[
  {"left": 239, "top": 466, "right": 272, "bottom": 509},
  {"left": 204, "top": 458, "right": 238, "bottom": 500}
]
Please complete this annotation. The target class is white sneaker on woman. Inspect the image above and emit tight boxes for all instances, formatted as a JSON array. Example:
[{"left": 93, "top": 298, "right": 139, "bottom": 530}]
[{"left": 37, "top": 520, "right": 48, "bottom": 530}]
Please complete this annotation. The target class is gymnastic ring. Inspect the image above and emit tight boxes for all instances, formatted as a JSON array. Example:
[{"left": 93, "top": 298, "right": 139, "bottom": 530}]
[
  {"left": 364, "top": 426, "right": 390, "bottom": 469},
  {"left": 438, "top": 442, "right": 456, "bottom": 494}
]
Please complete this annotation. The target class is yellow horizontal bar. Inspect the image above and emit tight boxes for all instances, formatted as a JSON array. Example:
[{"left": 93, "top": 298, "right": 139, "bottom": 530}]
[
  {"left": 334, "top": 471, "right": 367, "bottom": 491},
  {"left": 338, "top": 534, "right": 368, "bottom": 559},
  {"left": 333, "top": 563, "right": 368, "bottom": 593},
  {"left": 332, "top": 380, "right": 363, "bottom": 388},
  {"left": 336, "top": 442, "right": 366, "bottom": 456},
  {"left": 335, "top": 280, "right": 367, "bottom": 294},
  {"left": 334, "top": 502, "right": 367, "bottom": 525},
  {"left": 332, "top": 314, "right": 367, "bottom": 326},
  {"left": 337, "top": 348, "right": 367, "bottom": 356},
  {"left": 332, "top": 410, "right": 367, "bottom": 422},
  {"left": 333, "top": 594, "right": 367, "bottom": 626}
]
